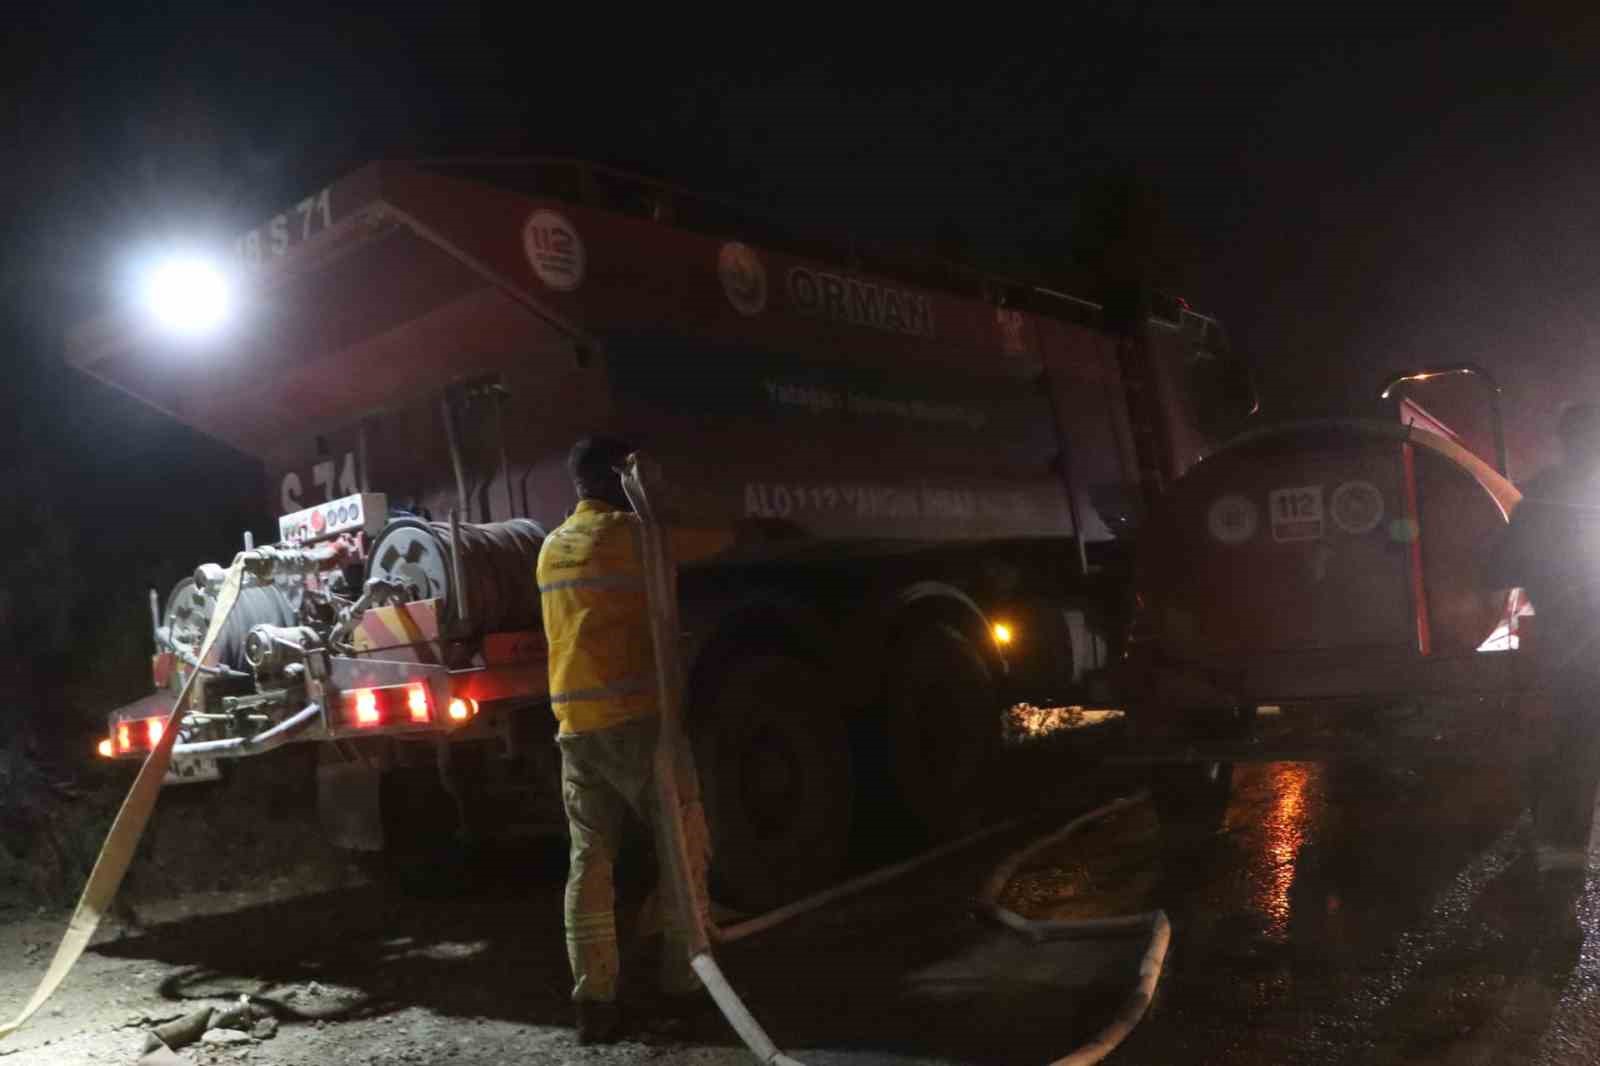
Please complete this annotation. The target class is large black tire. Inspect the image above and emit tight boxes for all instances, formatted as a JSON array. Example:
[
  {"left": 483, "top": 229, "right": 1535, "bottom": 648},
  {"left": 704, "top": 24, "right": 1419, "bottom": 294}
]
[
  {"left": 1151, "top": 761, "right": 1234, "bottom": 839},
  {"left": 883, "top": 623, "right": 1001, "bottom": 840},
  {"left": 692, "top": 653, "right": 854, "bottom": 913}
]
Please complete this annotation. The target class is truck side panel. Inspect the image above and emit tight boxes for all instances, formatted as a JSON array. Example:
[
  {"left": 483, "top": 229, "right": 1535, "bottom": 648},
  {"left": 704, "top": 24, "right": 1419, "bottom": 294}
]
[{"left": 260, "top": 172, "right": 1145, "bottom": 545}]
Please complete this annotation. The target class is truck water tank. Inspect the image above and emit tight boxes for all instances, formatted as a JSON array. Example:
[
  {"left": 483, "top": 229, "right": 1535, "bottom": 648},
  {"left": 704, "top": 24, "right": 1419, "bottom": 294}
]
[{"left": 1134, "top": 419, "right": 1520, "bottom": 663}]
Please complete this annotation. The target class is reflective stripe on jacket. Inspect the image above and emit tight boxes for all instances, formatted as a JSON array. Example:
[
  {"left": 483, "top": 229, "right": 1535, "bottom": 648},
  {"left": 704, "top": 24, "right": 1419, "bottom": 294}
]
[
  {"left": 539, "top": 500, "right": 655, "bottom": 735},
  {"left": 537, "top": 499, "right": 732, "bottom": 734}
]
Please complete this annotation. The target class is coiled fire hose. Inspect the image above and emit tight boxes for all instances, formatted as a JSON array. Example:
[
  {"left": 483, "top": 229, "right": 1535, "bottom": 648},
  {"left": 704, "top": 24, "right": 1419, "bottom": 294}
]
[{"left": 0, "top": 558, "right": 250, "bottom": 1040}]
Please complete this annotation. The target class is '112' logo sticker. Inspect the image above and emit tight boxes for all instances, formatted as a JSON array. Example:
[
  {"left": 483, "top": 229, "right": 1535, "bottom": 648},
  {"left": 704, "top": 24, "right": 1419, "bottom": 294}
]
[{"left": 1268, "top": 486, "right": 1324, "bottom": 542}]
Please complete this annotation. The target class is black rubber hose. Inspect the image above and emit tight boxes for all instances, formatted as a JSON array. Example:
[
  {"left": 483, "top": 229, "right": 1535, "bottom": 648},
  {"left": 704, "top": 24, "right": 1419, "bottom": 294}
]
[
  {"left": 211, "top": 585, "right": 298, "bottom": 672},
  {"left": 445, "top": 518, "right": 546, "bottom": 633}
]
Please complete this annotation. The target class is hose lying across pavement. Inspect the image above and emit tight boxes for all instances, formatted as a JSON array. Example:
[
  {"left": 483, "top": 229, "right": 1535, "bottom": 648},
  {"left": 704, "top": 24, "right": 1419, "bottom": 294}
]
[
  {"left": 715, "top": 816, "right": 1025, "bottom": 944},
  {"left": 698, "top": 790, "right": 1169, "bottom": 1066},
  {"left": 974, "top": 792, "right": 1172, "bottom": 1066}
]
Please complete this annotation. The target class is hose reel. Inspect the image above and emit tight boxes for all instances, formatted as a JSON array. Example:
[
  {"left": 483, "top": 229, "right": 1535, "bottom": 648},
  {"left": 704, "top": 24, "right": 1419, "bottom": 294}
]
[
  {"left": 365, "top": 517, "right": 546, "bottom": 633},
  {"left": 161, "top": 576, "right": 297, "bottom": 674}
]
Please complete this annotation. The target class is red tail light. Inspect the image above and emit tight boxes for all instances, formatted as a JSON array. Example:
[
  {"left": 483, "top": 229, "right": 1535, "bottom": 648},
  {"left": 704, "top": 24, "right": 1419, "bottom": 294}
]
[
  {"left": 341, "top": 684, "right": 434, "bottom": 729},
  {"left": 448, "top": 697, "right": 478, "bottom": 722},
  {"left": 407, "top": 683, "right": 430, "bottom": 723},
  {"left": 108, "top": 716, "right": 167, "bottom": 756}
]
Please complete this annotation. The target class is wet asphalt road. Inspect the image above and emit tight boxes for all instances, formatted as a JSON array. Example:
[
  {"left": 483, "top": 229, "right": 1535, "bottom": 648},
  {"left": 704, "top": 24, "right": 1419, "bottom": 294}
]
[
  {"left": 1086, "top": 761, "right": 1600, "bottom": 1065},
  {"left": 7, "top": 756, "right": 1600, "bottom": 1065}
]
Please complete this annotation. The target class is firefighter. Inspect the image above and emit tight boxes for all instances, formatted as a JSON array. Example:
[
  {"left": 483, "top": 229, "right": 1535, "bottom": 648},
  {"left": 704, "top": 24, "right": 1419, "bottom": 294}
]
[
  {"left": 537, "top": 435, "right": 722, "bottom": 1044},
  {"left": 1492, "top": 403, "right": 1600, "bottom": 922}
]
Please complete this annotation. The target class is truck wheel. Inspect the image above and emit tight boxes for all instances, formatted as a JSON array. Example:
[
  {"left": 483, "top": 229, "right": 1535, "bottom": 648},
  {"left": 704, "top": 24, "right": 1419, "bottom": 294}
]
[
  {"left": 693, "top": 653, "right": 853, "bottom": 914},
  {"left": 1151, "top": 761, "right": 1233, "bottom": 839},
  {"left": 884, "top": 623, "right": 1000, "bottom": 840}
]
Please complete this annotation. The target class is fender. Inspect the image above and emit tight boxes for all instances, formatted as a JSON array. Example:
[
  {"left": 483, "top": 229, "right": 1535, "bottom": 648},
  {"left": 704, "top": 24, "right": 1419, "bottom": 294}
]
[
  {"left": 842, "top": 580, "right": 1007, "bottom": 696},
  {"left": 684, "top": 592, "right": 841, "bottom": 711},
  {"left": 683, "top": 576, "right": 1008, "bottom": 725}
]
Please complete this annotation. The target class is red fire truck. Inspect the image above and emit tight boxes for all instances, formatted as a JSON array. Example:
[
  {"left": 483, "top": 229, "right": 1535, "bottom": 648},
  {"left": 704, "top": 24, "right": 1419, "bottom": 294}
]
[{"left": 72, "top": 158, "right": 1253, "bottom": 908}]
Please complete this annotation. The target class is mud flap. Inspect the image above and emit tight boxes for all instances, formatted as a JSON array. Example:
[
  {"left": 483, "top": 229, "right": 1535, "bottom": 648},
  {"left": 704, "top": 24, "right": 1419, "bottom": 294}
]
[{"left": 317, "top": 758, "right": 384, "bottom": 852}]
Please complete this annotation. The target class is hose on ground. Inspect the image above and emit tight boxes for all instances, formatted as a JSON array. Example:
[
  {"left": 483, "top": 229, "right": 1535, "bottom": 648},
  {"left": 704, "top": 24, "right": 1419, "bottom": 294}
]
[
  {"left": 705, "top": 789, "right": 1169, "bottom": 1066},
  {"left": 975, "top": 790, "right": 1170, "bottom": 1066},
  {"left": 715, "top": 817, "right": 1024, "bottom": 944}
]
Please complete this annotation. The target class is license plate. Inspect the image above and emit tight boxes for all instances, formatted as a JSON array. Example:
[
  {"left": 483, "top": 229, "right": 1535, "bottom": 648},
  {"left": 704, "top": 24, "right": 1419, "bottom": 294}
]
[{"left": 164, "top": 756, "right": 222, "bottom": 786}]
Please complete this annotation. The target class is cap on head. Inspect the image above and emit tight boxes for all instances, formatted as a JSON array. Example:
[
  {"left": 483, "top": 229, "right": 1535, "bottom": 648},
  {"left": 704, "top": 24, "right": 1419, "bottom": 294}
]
[{"left": 568, "top": 435, "right": 637, "bottom": 501}]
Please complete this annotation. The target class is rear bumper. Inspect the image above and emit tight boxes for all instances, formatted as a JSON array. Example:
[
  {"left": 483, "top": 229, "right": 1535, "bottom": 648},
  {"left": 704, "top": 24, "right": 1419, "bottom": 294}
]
[{"left": 99, "top": 655, "right": 550, "bottom": 764}]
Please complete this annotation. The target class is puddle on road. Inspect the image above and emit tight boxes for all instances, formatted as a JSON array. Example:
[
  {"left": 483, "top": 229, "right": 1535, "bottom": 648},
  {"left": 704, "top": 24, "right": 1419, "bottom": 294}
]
[
  {"left": 1029, "top": 761, "right": 1586, "bottom": 1066},
  {"left": 1252, "top": 763, "right": 1325, "bottom": 942},
  {"left": 998, "top": 763, "right": 1329, "bottom": 938}
]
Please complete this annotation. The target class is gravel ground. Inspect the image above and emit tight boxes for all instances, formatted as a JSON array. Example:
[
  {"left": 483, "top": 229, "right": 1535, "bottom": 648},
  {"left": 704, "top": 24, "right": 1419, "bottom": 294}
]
[
  {"left": 1, "top": 766, "right": 1141, "bottom": 1066},
  {"left": 16, "top": 756, "right": 1597, "bottom": 1066}
]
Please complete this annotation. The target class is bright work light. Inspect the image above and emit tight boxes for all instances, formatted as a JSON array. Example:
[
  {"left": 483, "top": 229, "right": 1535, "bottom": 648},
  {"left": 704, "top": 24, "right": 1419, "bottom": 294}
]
[{"left": 139, "top": 254, "right": 234, "bottom": 338}]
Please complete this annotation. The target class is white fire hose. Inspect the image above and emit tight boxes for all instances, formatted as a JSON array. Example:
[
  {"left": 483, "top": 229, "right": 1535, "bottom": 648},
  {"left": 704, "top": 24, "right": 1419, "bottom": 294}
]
[
  {"left": 623, "top": 452, "right": 1169, "bottom": 1066},
  {"left": 623, "top": 454, "right": 807, "bottom": 1066},
  {"left": 974, "top": 793, "right": 1171, "bottom": 1066},
  {"left": 1, "top": 557, "right": 250, "bottom": 1041},
  {"left": 5, "top": 464, "right": 1169, "bottom": 1066}
]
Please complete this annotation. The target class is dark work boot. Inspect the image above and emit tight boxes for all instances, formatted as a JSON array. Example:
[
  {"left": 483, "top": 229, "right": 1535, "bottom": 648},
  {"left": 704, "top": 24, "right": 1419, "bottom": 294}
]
[
  {"left": 642, "top": 988, "right": 716, "bottom": 1040},
  {"left": 575, "top": 1001, "right": 622, "bottom": 1045}
]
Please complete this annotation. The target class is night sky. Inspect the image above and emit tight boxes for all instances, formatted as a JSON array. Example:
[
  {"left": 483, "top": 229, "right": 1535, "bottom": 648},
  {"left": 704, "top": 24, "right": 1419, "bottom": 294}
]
[
  {"left": 9, "top": 9, "right": 1600, "bottom": 454},
  {"left": 2, "top": 6, "right": 1598, "bottom": 737}
]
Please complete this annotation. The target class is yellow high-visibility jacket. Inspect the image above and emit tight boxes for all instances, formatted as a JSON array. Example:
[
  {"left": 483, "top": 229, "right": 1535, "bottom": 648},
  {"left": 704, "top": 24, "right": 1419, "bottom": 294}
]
[{"left": 537, "top": 499, "right": 729, "bottom": 735}]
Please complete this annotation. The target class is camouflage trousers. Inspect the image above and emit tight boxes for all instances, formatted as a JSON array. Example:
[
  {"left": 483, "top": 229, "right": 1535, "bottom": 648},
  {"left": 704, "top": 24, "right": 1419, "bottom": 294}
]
[{"left": 558, "top": 715, "right": 711, "bottom": 1003}]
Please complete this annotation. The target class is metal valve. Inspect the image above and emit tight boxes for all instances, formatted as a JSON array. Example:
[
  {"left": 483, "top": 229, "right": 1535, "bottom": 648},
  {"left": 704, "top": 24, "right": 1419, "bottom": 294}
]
[{"left": 243, "top": 624, "right": 323, "bottom": 673}]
